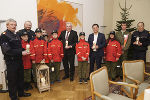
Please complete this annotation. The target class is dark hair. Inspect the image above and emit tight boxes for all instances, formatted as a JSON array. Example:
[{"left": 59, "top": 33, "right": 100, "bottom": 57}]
[
  {"left": 106, "top": 31, "right": 116, "bottom": 47},
  {"left": 121, "top": 22, "right": 127, "bottom": 26},
  {"left": 137, "top": 22, "right": 144, "bottom": 26},
  {"left": 92, "top": 24, "right": 99, "bottom": 28}
]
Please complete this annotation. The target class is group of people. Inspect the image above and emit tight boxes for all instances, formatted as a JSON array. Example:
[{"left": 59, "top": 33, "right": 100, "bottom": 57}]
[
  {"left": 0, "top": 18, "right": 150, "bottom": 100},
  {"left": 105, "top": 22, "right": 150, "bottom": 80}
]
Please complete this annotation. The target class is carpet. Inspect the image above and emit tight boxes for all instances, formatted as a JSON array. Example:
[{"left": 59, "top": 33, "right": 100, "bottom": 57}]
[{"left": 85, "top": 82, "right": 121, "bottom": 100}]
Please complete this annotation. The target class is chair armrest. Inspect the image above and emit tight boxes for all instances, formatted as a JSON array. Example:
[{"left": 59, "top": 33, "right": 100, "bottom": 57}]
[
  {"left": 109, "top": 81, "right": 138, "bottom": 89},
  {"left": 125, "top": 75, "right": 141, "bottom": 85},
  {"left": 94, "top": 91, "right": 113, "bottom": 100},
  {"left": 144, "top": 72, "right": 150, "bottom": 76}
]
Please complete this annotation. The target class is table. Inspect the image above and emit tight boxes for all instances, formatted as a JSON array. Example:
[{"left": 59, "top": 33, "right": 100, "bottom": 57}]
[
  {"left": 136, "top": 91, "right": 144, "bottom": 100},
  {"left": 136, "top": 87, "right": 150, "bottom": 100}
]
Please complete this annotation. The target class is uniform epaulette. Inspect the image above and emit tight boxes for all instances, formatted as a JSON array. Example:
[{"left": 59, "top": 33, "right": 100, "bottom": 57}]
[{"left": 2, "top": 32, "right": 6, "bottom": 34}]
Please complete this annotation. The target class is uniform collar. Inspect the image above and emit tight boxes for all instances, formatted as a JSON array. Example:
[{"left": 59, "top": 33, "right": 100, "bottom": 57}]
[
  {"left": 36, "top": 37, "right": 42, "bottom": 40},
  {"left": 52, "top": 38, "right": 58, "bottom": 40},
  {"left": 22, "top": 40, "right": 28, "bottom": 43},
  {"left": 92, "top": 32, "right": 99, "bottom": 35},
  {"left": 6, "top": 29, "right": 15, "bottom": 34},
  {"left": 138, "top": 29, "right": 145, "bottom": 33},
  {"left": 79, "top": 39, "right": 85, "bottom": 42},
  {"left": 24, "top": 28, "right": 31, "bottom": 32}
]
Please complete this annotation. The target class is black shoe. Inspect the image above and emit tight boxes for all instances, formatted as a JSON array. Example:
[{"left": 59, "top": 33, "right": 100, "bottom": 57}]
[
  {"left": 18, "top": 92, "right": 31, "bottom": 97},
  {"left": 78, "top": 78, "right": 82, "bottom": 84},
  {"left": 56, "top": 79, "right": 62, "bottom": 83},
  {"left": 28, "top": 84, "right": 33, "bottom": 90},
  {"left": 0, "top": 89, "right": 8, "bottom": 93},
  {"left": 11, "top": 98, "right": 19, "bottom": 100},
  {"left": 62, "top": 76, "right": 69, "bottom": 80},
  {"left": 70, "top": 77, "right": 74, "bottom": 81},
  {"left": 84, "top": 78, "right": 88, "bottom": 84},
  {"left": 24, "top": 87, "right": 29, "bottom": 91}
]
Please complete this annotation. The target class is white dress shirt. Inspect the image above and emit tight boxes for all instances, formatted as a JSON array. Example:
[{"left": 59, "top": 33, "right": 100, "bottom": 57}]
[
  {"left": 65, "top": 31, "right": 70, "bottom": 40},
  {"left": 94, "top": 33, "right": 98, "bottom": 43}
]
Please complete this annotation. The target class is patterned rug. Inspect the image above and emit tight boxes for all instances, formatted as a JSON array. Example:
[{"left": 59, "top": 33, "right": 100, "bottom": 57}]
[{"left": 85, "top": 82, "right": 122, "bottom": 100}]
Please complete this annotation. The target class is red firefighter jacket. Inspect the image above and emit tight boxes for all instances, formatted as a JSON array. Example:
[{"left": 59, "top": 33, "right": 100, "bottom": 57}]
[
  {"left": 45, "top": 41, "right": 50, "bottom": 63},
  {"left": 21, "top": 40, "right": 32, "bottom": 69},
  {"left": 76, "top": 39, "right": 90, "bottom": 61},
  {"left": 30, "top": 37, "right": 47, "bottom": 63},
  {"left": 48, "top": 38, "right": 64, "bottom": 62},
  {"left": 104, "top": 40, "right": 122, "bottom": 62}
]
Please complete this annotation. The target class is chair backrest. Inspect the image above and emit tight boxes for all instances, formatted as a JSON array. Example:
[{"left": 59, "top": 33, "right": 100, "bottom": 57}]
[
  {"left": 90, "top": 67, "right": 110, "bottom": 97},
  {"left": 122, "top": 60, "right": 145, "bottom": 83}
]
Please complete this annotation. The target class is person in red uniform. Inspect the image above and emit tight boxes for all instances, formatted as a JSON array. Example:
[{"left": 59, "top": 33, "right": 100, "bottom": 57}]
[
  {"left": 76, "top": 32, "right": 90, "bottom": 84},
  {"left": 104, "top": 31, "right": 122, "bottom": 80},
  {"left": 21, "top": 32, "right": 33, "bottom": 91},
  {"left": 30, "top": 28, "right": 47, "bottom": 87},
  {"left": 41, "top": 29, "right": 50, "bottom": 65},
  {"left": 48, "top": 30, "right": 64, "bottom": 84}
]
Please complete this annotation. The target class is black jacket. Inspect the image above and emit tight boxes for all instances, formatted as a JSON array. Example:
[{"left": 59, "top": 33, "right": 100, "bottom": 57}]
[
  {"left": 58, "top": 30, "right": 78, "bottom": 54},
  {"left": 88, "top": 33, "right": 106, "bottom": 56},
  {"left": 131, "top": 30, "right": 150, "bottom": 52},
  {"left": 0, "top": 29, "right": 23, "bottom": 60},
  {"left": 16, "top": 29, "right": 35, "bottom": 42}
]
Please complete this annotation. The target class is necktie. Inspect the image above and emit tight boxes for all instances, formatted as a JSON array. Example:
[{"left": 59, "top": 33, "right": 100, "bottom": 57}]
[{"left": 66, "top": 31, "right": 69, "bottom": 40}]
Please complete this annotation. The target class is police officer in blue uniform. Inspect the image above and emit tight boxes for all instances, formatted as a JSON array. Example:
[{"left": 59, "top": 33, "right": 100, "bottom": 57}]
[{"left": 0, "top": 19, "right": 31, "bottom": 100}]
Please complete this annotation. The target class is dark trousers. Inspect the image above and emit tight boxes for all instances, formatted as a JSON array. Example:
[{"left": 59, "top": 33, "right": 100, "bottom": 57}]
[
  {"left": 89, "top": 52, "right": 102, "bottom": 75},
  {"left": 117, "top": 51, "right": 128, "bottom": 77},
  {"left": 106, "top": 61, "right": 117, "bottom": 79},
  {"left": 5, "top": 59, "right": 24, "bottom": 100},
  {"left": 62, "top": 51, "right": 75, "bottom": 78},
  {"left": 50, "top": 62, "right": 61, "bottom": 82},
  {"left": 133, "top": 51, "right": 146, "bottom": 62},
  {"left": 78, "top": 61, "right": 88, "bottom": 79}
]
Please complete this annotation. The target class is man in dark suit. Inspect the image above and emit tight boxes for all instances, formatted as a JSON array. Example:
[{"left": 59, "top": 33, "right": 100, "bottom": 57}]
[
  {"left": 58, "top": 22, "right": 78, "bottom": 81},
  {"left": 88, "top": 24, "right": 106, "bottom": 76}
]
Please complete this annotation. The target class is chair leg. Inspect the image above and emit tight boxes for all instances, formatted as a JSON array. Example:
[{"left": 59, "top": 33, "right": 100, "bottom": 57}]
[
  {"left": 120, "top": 88, "right": 123, "bottom": 95},
  {"left": 120, "top": 90, "right": 123, "bottom": 95}
]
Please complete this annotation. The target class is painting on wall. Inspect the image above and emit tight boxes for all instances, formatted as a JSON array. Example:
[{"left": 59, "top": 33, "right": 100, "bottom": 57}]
[{"left": 37, "top": 0, "right": 83, "bottom": 36}]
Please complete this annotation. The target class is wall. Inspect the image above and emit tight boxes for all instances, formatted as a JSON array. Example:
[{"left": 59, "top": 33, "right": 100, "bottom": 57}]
[
  {"left": 0, "top": 0, "right": 105, "bottom": 70},
  {"left": 0, "top": 0, "right": 38, "bottom": 32},
  {"left": 112, "top": 0, "right": 150, "bottom": 31},
  {"left": 63, "top": 0, "right": 104, "bottom": 40},
  {"left": 0, "top": 0, "right": 104, "bottom": 40},
  {"left": 112, "top": 0, "right": 150, "bottom": 62},
  {"left": 103, "top": 0, "right": 114, "bottom": 38}
]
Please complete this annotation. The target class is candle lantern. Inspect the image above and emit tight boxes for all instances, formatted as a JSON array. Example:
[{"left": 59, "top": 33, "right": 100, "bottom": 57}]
[{"left": 36, "top": 64, "right": 50, "bottom": 93}]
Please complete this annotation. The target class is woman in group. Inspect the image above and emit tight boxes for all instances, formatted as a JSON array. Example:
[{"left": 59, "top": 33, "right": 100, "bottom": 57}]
[{"left": 104, "top": 31, "right": 122, "bottom": 80}]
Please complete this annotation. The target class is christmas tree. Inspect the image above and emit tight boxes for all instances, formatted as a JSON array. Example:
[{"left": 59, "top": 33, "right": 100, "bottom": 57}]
[{"left": 115, "top": 0, "right": 136, "bottom": 32}]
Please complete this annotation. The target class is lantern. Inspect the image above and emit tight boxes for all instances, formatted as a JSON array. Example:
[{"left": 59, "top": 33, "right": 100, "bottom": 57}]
[{"left": 36, "top": 64, "right": 50, "bottom": 93}]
